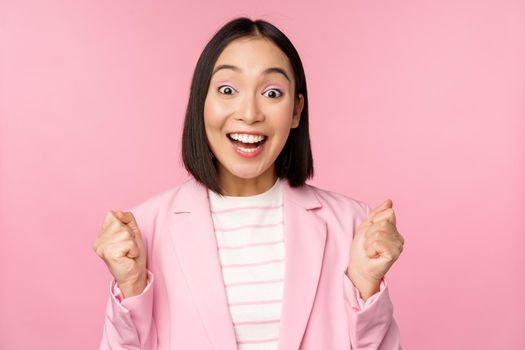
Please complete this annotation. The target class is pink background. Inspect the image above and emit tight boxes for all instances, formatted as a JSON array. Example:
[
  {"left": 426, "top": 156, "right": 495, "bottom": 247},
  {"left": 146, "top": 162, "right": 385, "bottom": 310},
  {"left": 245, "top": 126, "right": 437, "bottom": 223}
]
[{"left": 1, "top": 0, "right": 524, "bottom": 349}]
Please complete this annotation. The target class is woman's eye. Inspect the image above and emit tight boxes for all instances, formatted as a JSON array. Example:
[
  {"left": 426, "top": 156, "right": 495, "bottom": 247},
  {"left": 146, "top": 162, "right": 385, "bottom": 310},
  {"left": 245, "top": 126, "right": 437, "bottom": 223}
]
[
  {"left": 218, "top": 85, "right": 236, "bottom": 95},
  {"left": 263, "top": 89, "right": 283, "bottom": 99}
]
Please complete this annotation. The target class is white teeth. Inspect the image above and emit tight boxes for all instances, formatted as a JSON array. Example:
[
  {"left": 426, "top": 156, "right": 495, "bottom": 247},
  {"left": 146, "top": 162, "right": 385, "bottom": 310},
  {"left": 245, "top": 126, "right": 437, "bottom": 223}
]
[
  {"left": 237, "top": 145, "right": 261, "bottom": 153},
  {"left": 229, "top": 133, "right": 265, "bottom": 143}
]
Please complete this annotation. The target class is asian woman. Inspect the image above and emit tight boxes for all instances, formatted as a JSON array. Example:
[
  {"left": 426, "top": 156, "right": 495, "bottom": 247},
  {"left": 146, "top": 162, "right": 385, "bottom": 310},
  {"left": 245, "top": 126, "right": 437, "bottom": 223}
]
[{"left": 93, "top": 16, "right": 404, "bottom": 350}]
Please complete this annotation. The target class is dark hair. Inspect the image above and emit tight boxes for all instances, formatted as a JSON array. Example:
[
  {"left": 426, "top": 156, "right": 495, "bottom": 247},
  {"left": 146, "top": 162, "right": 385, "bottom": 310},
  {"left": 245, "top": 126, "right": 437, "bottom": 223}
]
[{"left": 182, "top": 16, "right": 313, "bottom": 194}]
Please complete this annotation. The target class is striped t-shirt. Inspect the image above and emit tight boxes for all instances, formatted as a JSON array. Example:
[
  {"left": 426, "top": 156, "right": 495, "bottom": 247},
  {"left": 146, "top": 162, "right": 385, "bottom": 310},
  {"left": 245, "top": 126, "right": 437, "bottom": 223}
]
[{"left": 208, "top": 179, "right": 284, "bottom": 350}]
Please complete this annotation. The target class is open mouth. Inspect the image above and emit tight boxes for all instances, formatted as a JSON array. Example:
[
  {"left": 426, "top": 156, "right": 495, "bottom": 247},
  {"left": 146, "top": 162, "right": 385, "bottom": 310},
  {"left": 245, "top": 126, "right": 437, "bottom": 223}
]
[{"left": 227, "top": 133, "right": 267, "bottom": 154}]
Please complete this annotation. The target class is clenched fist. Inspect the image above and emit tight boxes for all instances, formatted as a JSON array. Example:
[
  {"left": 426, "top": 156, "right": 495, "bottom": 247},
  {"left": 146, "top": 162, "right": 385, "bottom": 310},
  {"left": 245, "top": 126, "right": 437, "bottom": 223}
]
[
  {"left": 347, "top": 199, "right": 404, "bottom": 301},
  {"left": 92, "top": 210, "right": 148, "bottom": 298}
]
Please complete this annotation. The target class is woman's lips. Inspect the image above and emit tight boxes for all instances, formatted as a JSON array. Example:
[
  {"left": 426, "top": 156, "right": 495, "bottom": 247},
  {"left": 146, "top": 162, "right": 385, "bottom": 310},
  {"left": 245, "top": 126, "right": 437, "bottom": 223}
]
[{"left": 227, "top": 134, "right": 266, "bottom": 158}]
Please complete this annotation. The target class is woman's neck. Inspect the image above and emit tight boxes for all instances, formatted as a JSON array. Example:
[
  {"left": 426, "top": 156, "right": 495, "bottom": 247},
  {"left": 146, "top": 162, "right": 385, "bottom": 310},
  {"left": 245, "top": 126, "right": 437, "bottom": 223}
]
[{"left": 218, "top": 167, "right": 278, "bottom": 197}]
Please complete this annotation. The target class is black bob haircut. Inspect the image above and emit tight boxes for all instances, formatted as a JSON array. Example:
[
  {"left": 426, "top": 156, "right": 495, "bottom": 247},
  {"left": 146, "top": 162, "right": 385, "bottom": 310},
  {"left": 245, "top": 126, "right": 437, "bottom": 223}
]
[{"left": 182, "top": 16, "right": 313, "bottom": 195}]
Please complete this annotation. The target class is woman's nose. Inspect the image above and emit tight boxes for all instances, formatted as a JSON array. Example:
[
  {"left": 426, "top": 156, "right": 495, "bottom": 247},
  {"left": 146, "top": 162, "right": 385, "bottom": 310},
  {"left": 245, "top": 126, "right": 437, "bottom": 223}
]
[{"left": 236, "top": 93, "right": 264, "bottom": 124}]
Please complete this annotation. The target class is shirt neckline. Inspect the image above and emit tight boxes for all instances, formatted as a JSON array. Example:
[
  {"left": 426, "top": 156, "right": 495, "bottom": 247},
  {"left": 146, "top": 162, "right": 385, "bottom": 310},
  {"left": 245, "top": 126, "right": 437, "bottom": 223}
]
[{"left": 208, "top": 179, "right": 282, "bottom": 206}]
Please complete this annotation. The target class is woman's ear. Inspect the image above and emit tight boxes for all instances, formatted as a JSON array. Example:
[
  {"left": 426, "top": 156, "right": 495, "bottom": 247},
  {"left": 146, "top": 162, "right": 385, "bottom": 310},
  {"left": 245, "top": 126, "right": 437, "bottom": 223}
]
[{"left": 291, "top": 94, "right": 304, "bottom": 129}]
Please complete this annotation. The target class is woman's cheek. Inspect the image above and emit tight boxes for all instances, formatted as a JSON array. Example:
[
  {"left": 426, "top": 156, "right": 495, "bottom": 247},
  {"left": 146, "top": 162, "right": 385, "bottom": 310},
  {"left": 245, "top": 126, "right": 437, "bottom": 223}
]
[
  {"left": 204, "top": 99, "right": 229, "bottom": 126},
  {"left": 274, "top": 106, "right": 296, "bottom": 130}
]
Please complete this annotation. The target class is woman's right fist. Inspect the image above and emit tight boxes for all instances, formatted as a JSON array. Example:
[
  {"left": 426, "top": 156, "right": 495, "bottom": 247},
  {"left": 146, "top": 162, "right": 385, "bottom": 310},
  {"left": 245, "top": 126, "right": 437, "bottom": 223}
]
[{"left": 92, "top": 210, "right": 147, "bottom": 298}]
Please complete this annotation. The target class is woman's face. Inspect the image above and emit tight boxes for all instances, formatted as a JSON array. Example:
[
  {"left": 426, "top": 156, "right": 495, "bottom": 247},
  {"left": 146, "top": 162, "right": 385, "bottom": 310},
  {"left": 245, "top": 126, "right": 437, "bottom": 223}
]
[{"left": 204, "top": 36, "right": 304, "bottom": 191}]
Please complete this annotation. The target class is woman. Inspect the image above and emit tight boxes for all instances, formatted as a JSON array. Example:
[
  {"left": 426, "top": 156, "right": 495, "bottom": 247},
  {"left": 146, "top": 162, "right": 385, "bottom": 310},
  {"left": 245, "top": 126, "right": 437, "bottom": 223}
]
[{"left": 93, "top": 16, "right": 404, "bottom": 350}]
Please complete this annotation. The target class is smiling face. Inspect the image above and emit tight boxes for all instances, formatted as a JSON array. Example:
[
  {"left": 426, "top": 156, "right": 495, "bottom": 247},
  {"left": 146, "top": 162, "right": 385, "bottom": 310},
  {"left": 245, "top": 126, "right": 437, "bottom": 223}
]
[{"left": 204, "top": 36, "right": 304, "bottom": 195}]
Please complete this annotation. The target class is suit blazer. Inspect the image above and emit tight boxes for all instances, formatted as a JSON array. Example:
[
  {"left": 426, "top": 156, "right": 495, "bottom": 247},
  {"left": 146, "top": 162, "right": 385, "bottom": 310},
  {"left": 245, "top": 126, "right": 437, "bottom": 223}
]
[{"left": 100, "top": 177, "right": 401, "bottom": 349}]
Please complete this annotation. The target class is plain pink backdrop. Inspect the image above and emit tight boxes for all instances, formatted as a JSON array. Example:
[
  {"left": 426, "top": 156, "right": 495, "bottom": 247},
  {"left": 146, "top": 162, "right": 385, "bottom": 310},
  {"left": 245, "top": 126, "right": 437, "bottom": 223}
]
[{"left": 1, "top": 0, "right": 524, "bottom": 349}]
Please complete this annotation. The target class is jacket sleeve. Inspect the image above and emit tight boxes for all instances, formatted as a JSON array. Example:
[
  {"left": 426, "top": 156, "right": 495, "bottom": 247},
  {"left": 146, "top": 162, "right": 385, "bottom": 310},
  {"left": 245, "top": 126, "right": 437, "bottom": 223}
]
[
  {"left": 343, "top": 271, "right": 401, "bottom": 349},
  {"left": 342, "top": 201, "right": 402, "bottom": 350},
  {"left": 99, "top": 269, "right": 158, "bottom": 350}
]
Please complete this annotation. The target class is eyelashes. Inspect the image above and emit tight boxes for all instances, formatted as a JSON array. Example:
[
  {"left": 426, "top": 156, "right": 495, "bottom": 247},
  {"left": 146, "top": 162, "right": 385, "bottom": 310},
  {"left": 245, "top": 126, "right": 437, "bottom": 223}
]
[
  {"left": 263, "top": 89, "right": 283, "bottom": 99},
  {"left": 217, "top": 85, "right": 236, "bottom": 95},
  {"left": 217, "top": 85, "right": 284, "bottom": 99}
]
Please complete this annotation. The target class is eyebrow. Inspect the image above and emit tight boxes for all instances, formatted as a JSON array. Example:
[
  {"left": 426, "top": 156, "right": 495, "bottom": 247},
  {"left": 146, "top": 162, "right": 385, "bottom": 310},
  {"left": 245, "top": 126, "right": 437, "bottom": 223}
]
[{"left": 211, "top": 64, "right": 291, "bottom": 82}]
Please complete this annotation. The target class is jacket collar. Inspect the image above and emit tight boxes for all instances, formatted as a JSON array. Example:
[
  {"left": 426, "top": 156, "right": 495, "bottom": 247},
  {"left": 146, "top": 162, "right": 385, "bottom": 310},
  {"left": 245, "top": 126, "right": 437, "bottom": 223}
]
[
  {"left": 169, "top": 177, "right": 326, "bottom": 350},
  {"left": 172, "top": 177, "right": 321, "bottom": 213}
]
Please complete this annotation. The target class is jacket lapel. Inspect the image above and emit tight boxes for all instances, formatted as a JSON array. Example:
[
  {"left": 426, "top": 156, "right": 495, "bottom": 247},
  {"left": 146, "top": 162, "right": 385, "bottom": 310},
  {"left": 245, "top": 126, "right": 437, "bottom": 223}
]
[
  {"left": 169, "top": 178, "right": 238, "bottom": 350},
  {"left": 278, "top": 179, "right": 327, "bottom": 350},
  {"left": 169, "top": 177, "right": 327, "bottom": 350}
]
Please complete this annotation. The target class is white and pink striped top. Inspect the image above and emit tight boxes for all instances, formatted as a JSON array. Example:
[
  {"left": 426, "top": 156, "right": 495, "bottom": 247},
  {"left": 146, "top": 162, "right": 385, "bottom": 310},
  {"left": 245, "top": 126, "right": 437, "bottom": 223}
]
[{"left": 208, "top": 179, "right": 284, "bottom": 350}]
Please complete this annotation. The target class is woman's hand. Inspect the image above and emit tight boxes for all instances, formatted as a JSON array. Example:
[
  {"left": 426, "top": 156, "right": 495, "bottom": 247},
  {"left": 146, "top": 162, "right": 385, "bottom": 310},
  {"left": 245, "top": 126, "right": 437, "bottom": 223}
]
[
  {"left": 92, "top": 210, "right": 148, "bottom": 298},
  {"left": 347, "top": 199, "right": 404, "bottom": 301}
]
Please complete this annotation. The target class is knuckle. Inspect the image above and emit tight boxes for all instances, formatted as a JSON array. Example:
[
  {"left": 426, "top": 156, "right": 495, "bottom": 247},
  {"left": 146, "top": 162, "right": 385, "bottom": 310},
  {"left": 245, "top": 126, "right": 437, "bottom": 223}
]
[
  {"left": 110, "top": 228, "right": 126, "bottom": 240},
  {"left": 120, "top": 229, "right": 132, "bottom": 240},
  {"left": 101, "top": 212, "right": 110, "bottom": 224},
  {"left": 110, "top": 220, "right": 122, "bottom": 230},
  {"left": 95, "top": 246, "right": 105, "bottom": 258},
  {"left": 106, "top": 248, "right": 121, "bottom": 261},
  {"left": 92, "top": 240, "right": 105, "bottom": 257},
  {"left": 376, "top": 230, "right": 388, "bottom": 239}
]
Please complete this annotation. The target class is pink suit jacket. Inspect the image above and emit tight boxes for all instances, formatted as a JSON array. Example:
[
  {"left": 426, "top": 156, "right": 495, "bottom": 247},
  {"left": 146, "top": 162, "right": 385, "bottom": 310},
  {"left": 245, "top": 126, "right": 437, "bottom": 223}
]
[{"left": 100, "top": 177, "right": 402, "bottom": 349}]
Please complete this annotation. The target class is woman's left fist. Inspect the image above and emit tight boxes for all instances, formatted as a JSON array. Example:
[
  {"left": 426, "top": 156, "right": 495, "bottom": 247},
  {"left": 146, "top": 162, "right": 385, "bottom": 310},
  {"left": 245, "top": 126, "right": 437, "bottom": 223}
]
[{"left": 347, "top": 199, "right": 404, "bottom": 299}]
